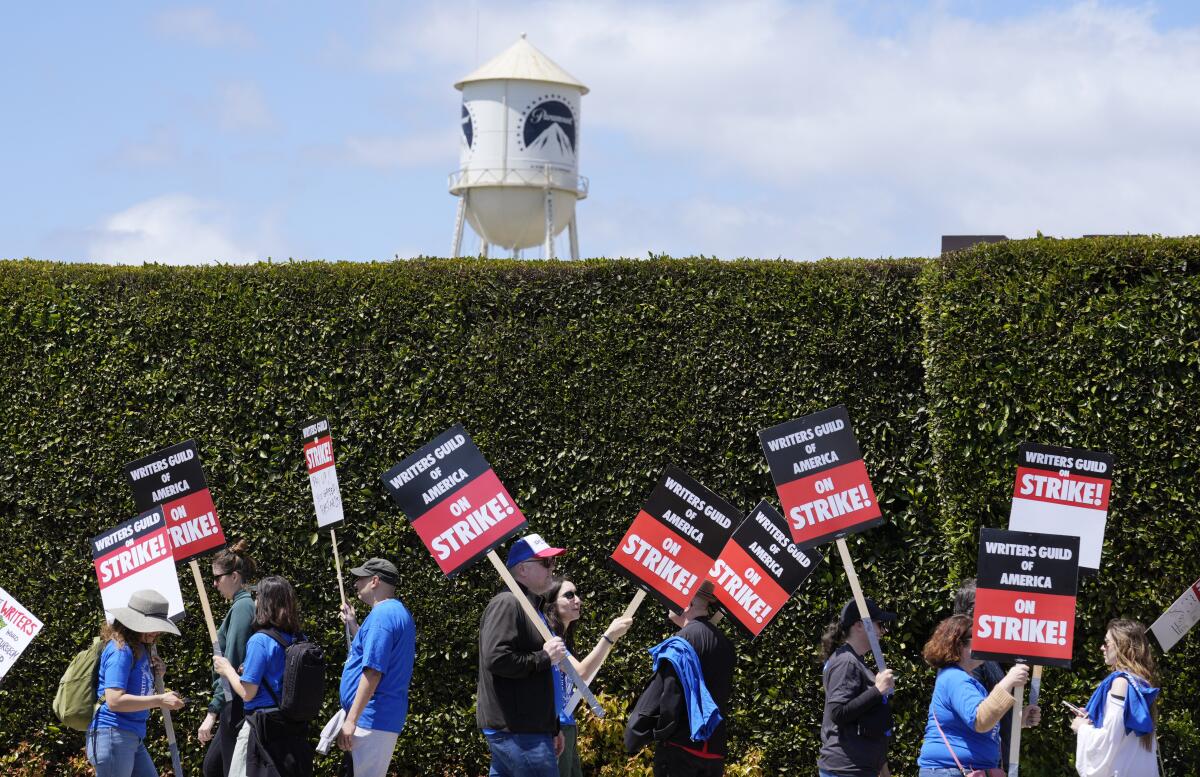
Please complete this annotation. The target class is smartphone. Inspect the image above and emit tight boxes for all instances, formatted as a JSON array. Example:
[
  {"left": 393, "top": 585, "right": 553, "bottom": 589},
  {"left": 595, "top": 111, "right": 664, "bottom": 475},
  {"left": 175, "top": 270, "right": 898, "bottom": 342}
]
[{"left": 1061, "top": 700, "right": 1086, "bottom": 716}]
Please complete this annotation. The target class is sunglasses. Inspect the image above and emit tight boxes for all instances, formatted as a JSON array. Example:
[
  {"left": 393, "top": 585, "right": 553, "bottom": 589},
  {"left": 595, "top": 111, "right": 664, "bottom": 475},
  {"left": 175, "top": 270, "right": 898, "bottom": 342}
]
[
  {"left": 525, "top": 557, "right": 556, "bottom": 569},
  {"left": 212, "top": 570, "right": 233, "bottom": 583},
  {"left": 560, "top": 590, "right": 578, "bottom": 600}
]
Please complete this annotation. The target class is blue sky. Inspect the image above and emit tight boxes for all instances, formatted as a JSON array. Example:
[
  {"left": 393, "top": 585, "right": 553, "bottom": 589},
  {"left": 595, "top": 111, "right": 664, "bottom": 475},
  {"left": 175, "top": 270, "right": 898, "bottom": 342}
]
[{"left": 3, "top": 1, "right": 1199, "bottom": 263}]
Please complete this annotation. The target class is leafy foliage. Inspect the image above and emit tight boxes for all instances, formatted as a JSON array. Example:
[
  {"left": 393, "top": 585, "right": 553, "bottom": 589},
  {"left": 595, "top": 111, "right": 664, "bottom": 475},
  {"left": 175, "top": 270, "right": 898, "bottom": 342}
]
[{"left": 0, "top": 242, "right": 1195, "bottom": 774}]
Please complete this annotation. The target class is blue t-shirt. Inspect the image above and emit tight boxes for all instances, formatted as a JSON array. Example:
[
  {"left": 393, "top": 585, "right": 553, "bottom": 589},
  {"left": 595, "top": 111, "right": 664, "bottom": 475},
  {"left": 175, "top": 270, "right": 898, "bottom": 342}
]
[
  {"left": 918, "top": 665, "right": 1002, "bottom": 770},
  {"left": 240, "top": 630, "right": 295, "bottom": 712},
  {"left": 93, "top": 640, "right": 155, "bottom": 736},
  {"left": 339, "top": 599, "right": 416, "bottom": 733}
]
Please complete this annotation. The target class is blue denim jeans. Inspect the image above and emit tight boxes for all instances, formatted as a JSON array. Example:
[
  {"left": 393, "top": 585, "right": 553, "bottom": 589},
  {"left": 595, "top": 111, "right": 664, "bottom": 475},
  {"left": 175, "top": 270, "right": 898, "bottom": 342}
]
[
  {"left": 484, "top": 731, "right": 559, "bottom": 777},
  {"left": 86, "top": 726, "right": 157, "bottom": 777},
  {"left": 919, "top": 768, "right": 969, "bottom": 777}
]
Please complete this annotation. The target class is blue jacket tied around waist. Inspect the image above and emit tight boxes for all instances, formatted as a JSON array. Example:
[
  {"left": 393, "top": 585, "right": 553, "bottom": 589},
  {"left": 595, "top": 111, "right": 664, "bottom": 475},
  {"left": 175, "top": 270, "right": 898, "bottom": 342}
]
[{"left": 648, "top": 636, "right": 722, "bottom": 742}]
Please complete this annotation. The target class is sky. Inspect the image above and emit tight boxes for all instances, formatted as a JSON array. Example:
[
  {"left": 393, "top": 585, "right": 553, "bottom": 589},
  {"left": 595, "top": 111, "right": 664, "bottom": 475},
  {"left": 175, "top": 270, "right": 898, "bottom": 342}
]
[{"left": 2, "top": 1, "right": 1200, "bottom": 263}]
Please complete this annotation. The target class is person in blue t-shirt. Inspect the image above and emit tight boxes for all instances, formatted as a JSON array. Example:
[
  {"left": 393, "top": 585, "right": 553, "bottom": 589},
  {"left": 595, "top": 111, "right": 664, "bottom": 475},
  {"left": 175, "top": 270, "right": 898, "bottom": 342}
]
[
  {"left": 336, "top": 557, "right": 416, "bottom": 777},
  {"left": 87, "top": 589, "right": 185, "bottom": 777},
  {"left": 917, "top": 615, "right": 1030, "bottom": 776},
  {"left": 214, "top": 575, "right": 304, "bottom": 777},
  {"left": 542, "top": 576, "right": 633, "bottom": 777}
]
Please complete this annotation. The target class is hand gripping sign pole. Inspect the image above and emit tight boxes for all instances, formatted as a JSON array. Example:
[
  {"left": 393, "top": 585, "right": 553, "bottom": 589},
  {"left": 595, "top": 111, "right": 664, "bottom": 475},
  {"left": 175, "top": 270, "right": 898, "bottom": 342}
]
[
  {"left": 300, "top": 418, "right": 351, "bottom": 647},
  {"left": 125, "top": 441, "right": 230, "bottom": 694},
  {"left": 381, "top": 424, "right": 603, "bottom": 717},
  {"left": 149, "top": 644, "right": 184, "bottom": 777}
]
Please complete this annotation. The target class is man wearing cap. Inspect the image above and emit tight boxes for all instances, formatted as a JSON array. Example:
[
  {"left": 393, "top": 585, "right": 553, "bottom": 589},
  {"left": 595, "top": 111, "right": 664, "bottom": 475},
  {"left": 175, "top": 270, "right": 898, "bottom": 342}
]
[
  {"left": 625, "top": 584, "right": 735, "bottom": 776},
  {"left": 336, "top": 557, "right": 416, "bottom": 777},
  {"left": 818, "top": 598, "right": 897, "bottom": 777},
  {"left": 477, "top": 534, "right": 569, "bottom": 777}
]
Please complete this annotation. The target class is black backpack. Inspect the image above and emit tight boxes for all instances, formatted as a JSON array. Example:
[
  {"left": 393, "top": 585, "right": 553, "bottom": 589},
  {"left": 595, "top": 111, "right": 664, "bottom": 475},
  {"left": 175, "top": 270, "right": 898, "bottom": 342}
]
[{"left": 259, "top": 629, "right": 326, "bottom": 723}]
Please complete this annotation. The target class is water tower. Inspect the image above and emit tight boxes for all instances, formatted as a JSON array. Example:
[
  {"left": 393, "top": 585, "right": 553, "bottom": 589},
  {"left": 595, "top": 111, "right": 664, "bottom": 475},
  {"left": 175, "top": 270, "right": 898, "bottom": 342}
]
[{"left": 450, "top": 35, "right": 588, "bottom": 259}]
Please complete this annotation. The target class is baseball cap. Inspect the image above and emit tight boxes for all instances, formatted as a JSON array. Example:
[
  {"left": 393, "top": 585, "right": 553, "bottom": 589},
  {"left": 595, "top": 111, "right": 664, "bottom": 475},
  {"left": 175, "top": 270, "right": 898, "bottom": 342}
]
[
  {"left": 505, "top": 533, "right": 566, "bottom": 567},
  {"left": 349, "top": 557, "right": 399, "bottom": 585},
  {"left": 839, "top": 597, "right": 896, "bottom": 631}
]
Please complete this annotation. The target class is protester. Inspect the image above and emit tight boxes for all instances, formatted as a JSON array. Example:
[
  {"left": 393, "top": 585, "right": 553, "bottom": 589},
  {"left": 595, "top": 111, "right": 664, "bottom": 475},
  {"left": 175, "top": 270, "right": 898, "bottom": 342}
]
[
  {"left": 214, "top": 575, "right": 313, "bottom": 777},
  {"left": 952, "top": 578, "right": 1040, "bottom": 771},
  {"left": 542, "top": 576, "right": 634, "bottom": 777},
  {"left": 917, "top": 614, "right": 1030, "bottom": 776},
  {"left": 625, "top": 582, "right": 735, "bottom": 777},
  {"left": 86, "top": 589, "right": 185, "bottom": 777},
  {"left": 1071, "top": 618, "right": 1160, "bottom": 776},
  {"left": 202, "top": 539, "right": 258, "bottom": 777},
  {"left": 817, "top": 598, "right": 897, "bottom": 777},
  {"left": 477, "top": 534, "right": 570, "bottom": 777},
  {"left": 333, "top": 557, "right": 416, "bottom": 777}
]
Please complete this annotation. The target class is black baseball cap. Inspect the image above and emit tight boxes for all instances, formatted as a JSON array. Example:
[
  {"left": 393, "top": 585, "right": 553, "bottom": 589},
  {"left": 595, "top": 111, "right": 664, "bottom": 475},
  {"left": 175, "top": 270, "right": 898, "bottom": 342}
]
[
  {"left": 839, "top": 598, "right": 896, "bottom": 631},
  {"left": 349, "top": 557, "right": 398, "bottom": 585}
]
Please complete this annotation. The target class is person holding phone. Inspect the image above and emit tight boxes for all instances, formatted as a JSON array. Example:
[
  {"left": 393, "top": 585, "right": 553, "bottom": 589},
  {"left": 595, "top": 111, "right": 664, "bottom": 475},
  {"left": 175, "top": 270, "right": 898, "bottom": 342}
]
[{"left": 1070, "top": 619, "right": 1160, "bottom": 776}]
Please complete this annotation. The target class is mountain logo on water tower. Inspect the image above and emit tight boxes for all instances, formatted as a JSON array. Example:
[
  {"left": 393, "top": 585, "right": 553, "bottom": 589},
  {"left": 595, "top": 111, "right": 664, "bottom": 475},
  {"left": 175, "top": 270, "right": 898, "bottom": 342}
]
[
  {"left": 519, "top": 96, "right": 576, "bottom": 157},
  {"left": 461, "top": 103, "right": 475, "bottom": 149}
]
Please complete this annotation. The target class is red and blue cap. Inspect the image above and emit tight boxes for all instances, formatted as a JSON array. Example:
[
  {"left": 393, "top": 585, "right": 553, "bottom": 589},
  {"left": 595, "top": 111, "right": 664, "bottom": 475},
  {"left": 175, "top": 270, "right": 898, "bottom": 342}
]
[{"left": 505, "top": 533, "right": 566, "bottom": 567}]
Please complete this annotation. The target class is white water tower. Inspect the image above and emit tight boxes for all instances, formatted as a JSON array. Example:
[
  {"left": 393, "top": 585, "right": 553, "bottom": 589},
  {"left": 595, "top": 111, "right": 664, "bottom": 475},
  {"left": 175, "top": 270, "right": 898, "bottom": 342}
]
[{"left": 450, "top": 35, "right": 588, "bottom": 259}]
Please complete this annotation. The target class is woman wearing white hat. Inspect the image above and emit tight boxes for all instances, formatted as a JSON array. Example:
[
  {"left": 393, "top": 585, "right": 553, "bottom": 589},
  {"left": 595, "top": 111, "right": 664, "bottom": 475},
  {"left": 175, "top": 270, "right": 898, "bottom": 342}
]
[{"left": 87, "top": 589, "right": 186, "bottom": 777}]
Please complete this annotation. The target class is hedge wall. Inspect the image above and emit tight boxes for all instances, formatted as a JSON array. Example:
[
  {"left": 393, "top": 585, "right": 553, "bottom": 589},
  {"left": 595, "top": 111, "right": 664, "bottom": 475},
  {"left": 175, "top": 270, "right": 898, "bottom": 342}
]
[
  {"left": 920, "top": 236, "right": 1200, "bottom": 775},
  {"left": 0, "top": 257, "right": 941, "bottom": 775},
  {"left": 0, "top": 240, "right": 1196, "bottom": 775}
]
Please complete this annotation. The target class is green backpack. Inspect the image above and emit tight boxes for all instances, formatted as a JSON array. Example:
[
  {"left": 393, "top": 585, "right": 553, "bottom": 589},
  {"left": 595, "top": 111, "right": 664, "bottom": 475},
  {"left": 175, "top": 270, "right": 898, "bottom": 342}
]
[{"left": 53, "top": 637, "right": 103, "bottom": 731}]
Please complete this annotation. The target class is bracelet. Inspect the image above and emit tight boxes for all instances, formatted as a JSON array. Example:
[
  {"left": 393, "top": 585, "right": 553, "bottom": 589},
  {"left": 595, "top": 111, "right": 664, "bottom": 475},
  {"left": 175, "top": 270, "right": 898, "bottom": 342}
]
[{"left": 600, "top": 633, "right": 615, "bottom": 646}]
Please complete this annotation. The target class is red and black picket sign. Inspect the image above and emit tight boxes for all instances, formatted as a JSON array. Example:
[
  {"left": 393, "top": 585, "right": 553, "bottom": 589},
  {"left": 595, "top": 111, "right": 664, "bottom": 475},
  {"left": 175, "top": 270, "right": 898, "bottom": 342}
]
[
  {"left": 91, "top": 506, "right": 185, "bottom": 620},
  {"left": 125, "top": 440, "right": 226, "bottom": 563},
  {"left": 758, "top": 405, "right": 882, "bottom": 548},
  {"left": 301, "top": 418, "right": 345, "bottom": 527},
  {"left": 708, "top": 500, "right": 821, "bottom": 638},
  {"left": 610, "top": 466, "right": 741, "bottom": 612},
  {"left": 971, "top": 527, "right": 1080, "bottom": 668},
  {"left": 1008, "top": 442, "right": 1114, "bottom": 573},
  {"left": 382, "top": 424, "right": 526, "bottom": 578}
]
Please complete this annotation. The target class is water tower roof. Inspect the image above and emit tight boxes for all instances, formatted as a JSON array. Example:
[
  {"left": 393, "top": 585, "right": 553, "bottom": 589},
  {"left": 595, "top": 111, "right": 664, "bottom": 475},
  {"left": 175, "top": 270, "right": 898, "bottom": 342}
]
[{"left": 455, "top": 35, "right": 588, "bottom": 94}]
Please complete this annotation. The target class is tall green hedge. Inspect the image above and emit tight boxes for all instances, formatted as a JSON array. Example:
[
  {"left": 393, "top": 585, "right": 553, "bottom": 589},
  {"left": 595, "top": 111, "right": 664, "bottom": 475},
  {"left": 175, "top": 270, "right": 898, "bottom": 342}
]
[
  {"left": 0, "top": 240, "right": 1196, "bottom": 775},
  {"left": 920, "top": 236, "right": 1200, "bottom": 775}
]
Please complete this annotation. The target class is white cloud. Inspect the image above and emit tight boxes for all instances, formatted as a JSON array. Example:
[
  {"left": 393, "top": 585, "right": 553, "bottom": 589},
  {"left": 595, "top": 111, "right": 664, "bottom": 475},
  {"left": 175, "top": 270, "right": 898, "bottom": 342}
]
[
  {"left": 88, "top": 195, "right": 260, "bottom": 264},
  {"left": 365, "top": 1, "right": 1200, "bottom": 257},
  {"left": 216, "top": 81, "right": 275, "bottom": 132},
  {"left": 151, "top": 6, "right": 255, "bottom": 48}
]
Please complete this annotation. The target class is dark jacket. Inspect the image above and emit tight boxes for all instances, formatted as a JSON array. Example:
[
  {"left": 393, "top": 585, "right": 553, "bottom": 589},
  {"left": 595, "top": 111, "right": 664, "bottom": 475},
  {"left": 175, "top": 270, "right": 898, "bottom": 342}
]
[
  {"left": 818, "top": 644, "right": 892, "bottom": 777},
  {"left": 625, "top": 617, "right": 735, "bottom": 757},
  {"left": 476, "top": 586, "right": 557, "bottom": 734},
  {"left": 246, "top": 709, "right": 313, "bottom": 777}
]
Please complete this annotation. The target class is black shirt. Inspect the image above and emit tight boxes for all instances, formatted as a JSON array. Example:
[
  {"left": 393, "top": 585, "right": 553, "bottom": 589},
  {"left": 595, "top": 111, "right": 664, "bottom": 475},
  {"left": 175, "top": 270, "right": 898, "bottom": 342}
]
[
  {"left": 818, "top": 644, "right": 892, "bottom": 776},
  {"left": 475, "top": 587, "right": 557, "bottom": 734}
]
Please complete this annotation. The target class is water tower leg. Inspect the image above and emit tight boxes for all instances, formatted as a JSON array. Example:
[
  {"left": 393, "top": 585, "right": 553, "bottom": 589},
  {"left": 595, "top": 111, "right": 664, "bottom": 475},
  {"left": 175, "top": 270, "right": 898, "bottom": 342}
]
[
  {"left": 544, "top": 187, "right": 556, "bottom": 260},
  {"left": 480, "top": 241, "right": 489, "bottom": 259},
  {"left": 568, "top": 214, "right": 579, "bottom": 261},
  {"left": 451, "top": 196, "right": 466, "bottom": 258}
]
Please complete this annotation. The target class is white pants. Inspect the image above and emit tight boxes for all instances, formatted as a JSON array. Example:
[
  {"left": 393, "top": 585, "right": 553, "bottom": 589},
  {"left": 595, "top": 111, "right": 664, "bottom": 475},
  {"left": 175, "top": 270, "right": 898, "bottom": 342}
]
[
  {"left": 229, "top": 718, "right": 251, "bottom": 777},
  {"left": 349, "top": 726, "right": 399, "bottom": 777}
]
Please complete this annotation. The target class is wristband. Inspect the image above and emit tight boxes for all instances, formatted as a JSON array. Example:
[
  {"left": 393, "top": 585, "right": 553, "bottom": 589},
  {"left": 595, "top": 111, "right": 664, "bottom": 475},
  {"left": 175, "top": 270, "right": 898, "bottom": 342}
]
[{"left": 600, "top": 633, "right": 615, "bottom": 646}]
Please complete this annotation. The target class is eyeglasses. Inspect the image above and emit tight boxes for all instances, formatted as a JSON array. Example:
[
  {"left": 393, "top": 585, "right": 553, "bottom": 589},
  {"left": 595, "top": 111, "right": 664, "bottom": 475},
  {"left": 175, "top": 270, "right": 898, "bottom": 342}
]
[
  {"left": 525, "top": 557, "right": 555, "bottom": 569},
  {"left": 560, "top": 590, "right": 578, "bottom": 600}
]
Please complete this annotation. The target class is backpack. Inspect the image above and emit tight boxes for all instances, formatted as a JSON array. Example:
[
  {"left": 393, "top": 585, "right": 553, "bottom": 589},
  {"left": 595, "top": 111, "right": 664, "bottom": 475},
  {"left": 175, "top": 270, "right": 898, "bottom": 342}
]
[
  {"left": 259, "top": 629, "right": 326, "bottom": 723},
  {"left": 53, "top": 637, "right": 104, "bottom": 731}
]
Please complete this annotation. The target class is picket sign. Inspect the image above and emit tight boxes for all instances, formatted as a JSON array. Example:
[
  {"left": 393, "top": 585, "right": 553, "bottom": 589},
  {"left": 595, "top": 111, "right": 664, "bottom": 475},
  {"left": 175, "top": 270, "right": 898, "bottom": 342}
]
[
  {"left": 186, "top": 559, "right": 232, "bottom": 703},
  {"left": 485, "top": 550, "right": 604, "bottom": 718},
  {"left": 562, "top": 587, "right": 649, "bottom": 717},
  {"left": 1009, "top": 673, "right": 1025, "bottom": 777},
  {"left": 149, "top": 644, "right": 184, "bottom": 777},
  {"left": 300, "top": 419, "right": 351, "bottom": 646},
  {"left": 834, "top": 538, "right": 886, "bottom": 671}
]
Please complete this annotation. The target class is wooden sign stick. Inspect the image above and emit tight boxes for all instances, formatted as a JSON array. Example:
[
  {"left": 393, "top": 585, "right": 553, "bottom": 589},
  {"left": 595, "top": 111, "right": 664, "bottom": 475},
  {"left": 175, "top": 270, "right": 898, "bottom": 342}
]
[
  {"left": 835, "top": 538, "right": 887, "bottom": 671},
  {"left": 563, "top": 588, "right": 648, "bottom": 716},
  {"left": 486, "top": 550, "right": 604, "bottom": 718},
  {"left": 149, "top": 644, "right": 184, "bottom": 777},
  {"left": 189, "top": 559, "right": 232, "bottom": 698},
  {"left": 330, "top": 528, "right": 351, "bottom": 647},
  {"left": 1009, "top": 674, "right": 1025, "bottom": 777}
]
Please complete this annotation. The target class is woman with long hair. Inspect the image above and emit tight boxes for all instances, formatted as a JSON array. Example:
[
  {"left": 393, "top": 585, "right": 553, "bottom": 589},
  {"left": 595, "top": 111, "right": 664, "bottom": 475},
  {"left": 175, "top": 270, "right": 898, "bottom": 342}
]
[
  {"left": 201, "top": 539, "right": 257, "bottom": 777},
  {"left": 542, "top": 576, "right": 633, "bottom": 777},
  {"left": 86, "top": 590, "right": 186, "bottom": 777},
  {"left": 214, "top": 575, "right": 311, "bottom": 777},
  {"left": 818, "top": 599, "right": 897, "bottom": 777},
  {"left": 916, "top": 614, "right": 1028, "bottom": 776},
  {"left": 1071, "top": 618, "right": 1160, "bottom": 776}
]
